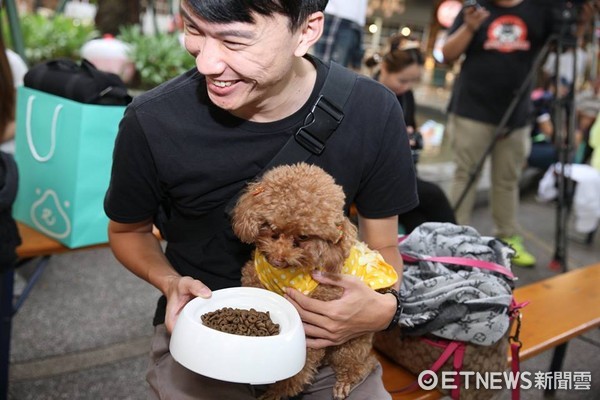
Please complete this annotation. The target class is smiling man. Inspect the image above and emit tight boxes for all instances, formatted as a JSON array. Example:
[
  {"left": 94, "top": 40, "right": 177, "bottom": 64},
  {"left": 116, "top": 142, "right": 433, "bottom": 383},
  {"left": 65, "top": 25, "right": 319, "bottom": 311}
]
[{"left": 104, "top": 1, "right": 417, "bottom": 398}]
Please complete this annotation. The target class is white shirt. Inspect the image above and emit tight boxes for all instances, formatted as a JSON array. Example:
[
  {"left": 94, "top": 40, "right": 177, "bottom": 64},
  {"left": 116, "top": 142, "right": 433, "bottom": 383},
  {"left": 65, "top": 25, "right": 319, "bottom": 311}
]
[
  {"left": 324, "top": 0, "right": 368, "bottom": 26},
  {"left": 542, "top": 48, "right": 588, "bottom": 87}
]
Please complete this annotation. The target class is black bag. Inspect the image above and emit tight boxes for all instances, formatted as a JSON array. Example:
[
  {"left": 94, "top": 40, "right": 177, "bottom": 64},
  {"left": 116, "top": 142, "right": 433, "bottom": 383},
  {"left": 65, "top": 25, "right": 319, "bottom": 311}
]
[{"left": 24, "top": 58, "right": 132, "bottom": 106}]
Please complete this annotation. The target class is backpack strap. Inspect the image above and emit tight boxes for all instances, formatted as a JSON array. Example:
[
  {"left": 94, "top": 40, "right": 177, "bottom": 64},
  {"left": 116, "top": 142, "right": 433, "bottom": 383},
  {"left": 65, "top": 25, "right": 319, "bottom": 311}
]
[{"left": 161, "top": 61, "right": 357, "bottom": 243}]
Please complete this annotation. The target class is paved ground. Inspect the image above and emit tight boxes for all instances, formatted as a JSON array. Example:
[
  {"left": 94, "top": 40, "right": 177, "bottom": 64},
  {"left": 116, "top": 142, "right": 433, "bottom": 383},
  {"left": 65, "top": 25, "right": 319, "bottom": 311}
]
[{"left": 6, "top": 95, "right": 600, "bottom": 399}]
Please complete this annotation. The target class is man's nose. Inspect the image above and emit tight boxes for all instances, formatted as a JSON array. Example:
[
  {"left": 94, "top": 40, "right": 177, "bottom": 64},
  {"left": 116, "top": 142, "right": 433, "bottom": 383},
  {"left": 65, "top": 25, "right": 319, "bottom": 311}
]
[{"left": 195, "top": 38, "right": 226, "bottom": 76}]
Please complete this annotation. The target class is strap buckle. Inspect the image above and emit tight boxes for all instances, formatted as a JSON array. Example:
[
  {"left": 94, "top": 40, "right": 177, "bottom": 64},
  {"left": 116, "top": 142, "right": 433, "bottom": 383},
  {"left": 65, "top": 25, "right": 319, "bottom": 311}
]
[
  {"left": 509, "top": 311, "right": 523, "bottom": 348},
  {"left": 294, "top": 95, "right": 344, "bottom": 155}
]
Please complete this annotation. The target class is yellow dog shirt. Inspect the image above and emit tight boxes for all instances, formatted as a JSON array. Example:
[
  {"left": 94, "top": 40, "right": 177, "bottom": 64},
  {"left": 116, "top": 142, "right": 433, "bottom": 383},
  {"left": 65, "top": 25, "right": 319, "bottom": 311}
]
[{"left": 254, "top": 241, "right": 398, "bottom": 296}]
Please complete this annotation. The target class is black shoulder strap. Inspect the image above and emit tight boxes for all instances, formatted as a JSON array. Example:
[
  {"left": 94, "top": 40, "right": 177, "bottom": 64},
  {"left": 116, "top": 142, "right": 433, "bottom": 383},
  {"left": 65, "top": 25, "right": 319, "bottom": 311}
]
[
  {"left": 162, "top": 61, "right": 357, "bottom": 243},
  {"left": 262, "top": 62, "right": 356, "bottom": 167}
]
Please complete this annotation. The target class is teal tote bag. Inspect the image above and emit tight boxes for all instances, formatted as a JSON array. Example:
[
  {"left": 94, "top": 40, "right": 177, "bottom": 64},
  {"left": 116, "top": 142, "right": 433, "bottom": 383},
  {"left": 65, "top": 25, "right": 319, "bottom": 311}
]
[{"left": 13, "top": 87, "right": 126, "bottom": 248}]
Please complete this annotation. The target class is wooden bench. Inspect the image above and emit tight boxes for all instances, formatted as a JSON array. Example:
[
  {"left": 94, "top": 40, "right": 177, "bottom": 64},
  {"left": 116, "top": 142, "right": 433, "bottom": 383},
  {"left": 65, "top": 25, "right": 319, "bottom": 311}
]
[
  {"left": 378, "top": 262, "right": 600, "bottom": 399},
  {"left": 3, "top": 224, "right": 600, "bottom": 400}
]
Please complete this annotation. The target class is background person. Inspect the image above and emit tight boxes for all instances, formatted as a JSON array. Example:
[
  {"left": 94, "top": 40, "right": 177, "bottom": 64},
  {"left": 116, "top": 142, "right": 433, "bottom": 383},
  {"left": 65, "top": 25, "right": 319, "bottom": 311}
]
[
  {"left": 0, "top": 33, "right": 22, "bottom": 276},
  {"left": 527, "top": 86, "right": 557, "bottom": 171},
  {"left": 370, "top": 39, "right": 456, "bottom": 233},
  {"left": 311, "top": 0, "right": 368, "bottom": 69},
  {"left": 104, "top": 1, "right": 417, "bottom": 398},
  {"left": 442, "top": 0, "right": 558, "bottom": 267}
]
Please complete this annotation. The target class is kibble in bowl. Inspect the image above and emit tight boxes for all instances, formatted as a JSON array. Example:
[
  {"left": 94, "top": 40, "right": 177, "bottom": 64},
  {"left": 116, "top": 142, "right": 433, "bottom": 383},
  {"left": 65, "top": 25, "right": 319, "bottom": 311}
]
[
  {"left": 170, "top": 287, "right": 306, "bottom": 384},
  {"left": 201, "top": 307, "right": 280, "bottom": 336}
]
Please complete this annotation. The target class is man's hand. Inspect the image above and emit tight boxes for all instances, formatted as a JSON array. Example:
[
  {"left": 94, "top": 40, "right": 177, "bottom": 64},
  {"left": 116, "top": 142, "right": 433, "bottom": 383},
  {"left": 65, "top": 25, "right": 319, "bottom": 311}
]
[
  {"left": 442, "top": 5, "right": 490, "bottom": 62},
  {"left": 284, "top": 271, "right": 396, "bottom": 349},
  {"left": 164, "top": 276, "right": 212, "bottom": 333},
  {"left": 463, "top": 5, "right": 490, "bottom": 33}
]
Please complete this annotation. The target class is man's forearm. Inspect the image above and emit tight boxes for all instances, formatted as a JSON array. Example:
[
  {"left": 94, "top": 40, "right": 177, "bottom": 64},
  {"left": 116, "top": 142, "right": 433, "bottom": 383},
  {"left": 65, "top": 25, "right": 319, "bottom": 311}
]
[
  {"left": 108, "top": 222, "right": 179, "bottom": 295},
  {"left": 377, "top": 245, "right": 403, "bottom": 290},
  {"left": 442, "top": 25, "right": 475, "bottom": 63}
]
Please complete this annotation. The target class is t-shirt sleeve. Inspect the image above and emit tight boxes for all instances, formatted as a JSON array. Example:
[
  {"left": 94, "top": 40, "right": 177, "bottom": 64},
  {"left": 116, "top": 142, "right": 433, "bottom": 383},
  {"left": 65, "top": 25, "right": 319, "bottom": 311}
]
[
  {"left": 104, "top": 106, "right": 163, "bottom": 223},
  {"left": 354, "top": 94, "right": 419, "bottom": 218}
]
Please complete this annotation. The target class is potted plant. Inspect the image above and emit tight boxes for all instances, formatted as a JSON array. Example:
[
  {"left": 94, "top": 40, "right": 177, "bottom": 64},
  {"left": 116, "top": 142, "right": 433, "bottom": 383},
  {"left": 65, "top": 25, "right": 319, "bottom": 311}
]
[
  {"left": 118, "top": 25, "right": 195, "bottom": 90},
  {"left": 3, "top": 13, "right": 98, "bottom": 65}
]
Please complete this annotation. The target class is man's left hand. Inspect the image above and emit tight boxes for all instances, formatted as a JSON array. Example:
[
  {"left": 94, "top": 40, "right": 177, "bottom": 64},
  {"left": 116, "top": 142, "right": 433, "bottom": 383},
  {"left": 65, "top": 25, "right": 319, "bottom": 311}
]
[{"left": 284, "top": 271, "right": 396, "bottom": 349}]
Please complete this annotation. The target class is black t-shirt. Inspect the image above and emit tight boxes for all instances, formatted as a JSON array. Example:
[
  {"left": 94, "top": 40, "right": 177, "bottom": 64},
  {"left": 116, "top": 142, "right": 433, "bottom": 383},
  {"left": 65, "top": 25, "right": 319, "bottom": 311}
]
[
  {"left": 104, "top": 56, "right": 418, "bottom": 322},
  {"left": 447, "top": 0, "right": 554, "bottom": 128}
]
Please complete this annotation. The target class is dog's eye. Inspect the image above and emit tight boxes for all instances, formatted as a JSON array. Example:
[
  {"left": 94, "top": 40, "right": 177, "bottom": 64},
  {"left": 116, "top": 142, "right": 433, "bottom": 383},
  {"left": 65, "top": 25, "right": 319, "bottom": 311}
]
[
  {"left": 297, "top": 235, "right": 309, "bottom": 241},
  {"left": 271, "top": 233, "right": 280, "bottom": 240}
]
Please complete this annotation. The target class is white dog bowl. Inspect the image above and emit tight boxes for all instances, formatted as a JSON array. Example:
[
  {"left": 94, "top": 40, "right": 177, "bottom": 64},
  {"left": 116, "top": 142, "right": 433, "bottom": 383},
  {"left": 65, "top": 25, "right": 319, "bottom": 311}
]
[{"left": 170, "top": 287, "right": 306, "bottom": 384}]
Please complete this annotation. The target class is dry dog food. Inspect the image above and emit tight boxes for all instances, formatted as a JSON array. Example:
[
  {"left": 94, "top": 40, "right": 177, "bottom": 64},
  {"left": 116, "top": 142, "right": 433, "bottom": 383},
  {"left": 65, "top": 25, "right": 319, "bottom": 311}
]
[{"left": 201, "top": 307, "right": 280, "bottom": 336}]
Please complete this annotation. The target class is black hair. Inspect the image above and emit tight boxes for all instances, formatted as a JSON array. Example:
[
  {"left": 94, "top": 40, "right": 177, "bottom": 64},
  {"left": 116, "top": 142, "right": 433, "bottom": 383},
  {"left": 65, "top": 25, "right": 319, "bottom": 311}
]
[
  {"left": 183, "top": 0, "right": 329, "bottom": 32},
  {"left": 365, "top": 34, "right": 424, "bottom": 72},
  {"left": 381, "top": 47, "right": 424, "bottom": 74}
]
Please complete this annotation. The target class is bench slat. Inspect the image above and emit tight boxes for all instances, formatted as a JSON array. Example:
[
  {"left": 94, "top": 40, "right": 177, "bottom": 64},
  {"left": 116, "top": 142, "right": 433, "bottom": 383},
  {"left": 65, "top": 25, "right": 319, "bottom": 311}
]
[
  {"left": 511, "top": 262, "right": 600, "bottom": 361},
  {"left": 16, "top": 223, "right": 70, "bottom": 259}
]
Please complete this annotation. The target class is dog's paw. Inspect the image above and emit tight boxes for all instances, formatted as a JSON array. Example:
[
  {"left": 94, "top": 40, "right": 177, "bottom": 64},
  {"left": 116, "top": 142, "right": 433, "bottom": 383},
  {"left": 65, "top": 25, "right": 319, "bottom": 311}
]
[{"left": 333, "top": 382, "right": 353, "bottom": 400}]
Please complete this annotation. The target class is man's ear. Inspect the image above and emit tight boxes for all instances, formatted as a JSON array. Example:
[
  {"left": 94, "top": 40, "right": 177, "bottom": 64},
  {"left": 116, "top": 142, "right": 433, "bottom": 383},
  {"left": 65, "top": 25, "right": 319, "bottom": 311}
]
[{"left": 294, "top": 11, "right": 325, "bottom": 57}]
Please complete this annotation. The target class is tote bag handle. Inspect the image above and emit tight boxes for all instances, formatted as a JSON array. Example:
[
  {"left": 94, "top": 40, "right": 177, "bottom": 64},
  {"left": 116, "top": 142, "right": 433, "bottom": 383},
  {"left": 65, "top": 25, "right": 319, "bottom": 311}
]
[{"left": 25, "top": 95, "right": 63, "bottom": 162}]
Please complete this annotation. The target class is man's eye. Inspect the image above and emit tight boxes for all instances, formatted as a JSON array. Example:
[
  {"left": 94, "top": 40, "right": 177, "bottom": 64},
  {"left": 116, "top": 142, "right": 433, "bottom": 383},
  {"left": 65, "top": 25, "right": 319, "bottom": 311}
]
[
  {"left": 184, "top": 24, "right": 200, "bottom": 35},
  {"left": 223, "top": 40, "right": 245, "bottom": 49}
]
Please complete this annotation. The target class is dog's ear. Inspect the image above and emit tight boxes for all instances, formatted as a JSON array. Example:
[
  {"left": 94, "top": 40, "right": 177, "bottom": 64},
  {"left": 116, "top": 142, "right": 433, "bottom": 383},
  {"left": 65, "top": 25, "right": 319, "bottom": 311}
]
[
  {"left": 231, "top": 183, "right": 264, "bottom": 243},
  {"left": 318, "top": 240, "right": 347, "bottom": 274},
  {"left": 319, "top": 218, "right": 358, "bottom": 274},
  {"left": 338, "top": 217, "right": 358, "bottom": 256}
]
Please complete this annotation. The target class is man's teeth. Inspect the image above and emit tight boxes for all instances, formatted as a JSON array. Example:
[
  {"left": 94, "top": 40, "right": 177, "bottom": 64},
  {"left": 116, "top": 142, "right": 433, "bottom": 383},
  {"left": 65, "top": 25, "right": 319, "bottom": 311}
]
[{"left": 213, "top": 80, "right": 233, "bottom": 88}]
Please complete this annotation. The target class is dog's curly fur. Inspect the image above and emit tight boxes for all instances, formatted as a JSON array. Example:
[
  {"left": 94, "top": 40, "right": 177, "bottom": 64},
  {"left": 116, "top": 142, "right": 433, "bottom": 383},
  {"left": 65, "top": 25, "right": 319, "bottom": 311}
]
[{"left": 231, "top": 163, "right": 378, "bottom": 400}]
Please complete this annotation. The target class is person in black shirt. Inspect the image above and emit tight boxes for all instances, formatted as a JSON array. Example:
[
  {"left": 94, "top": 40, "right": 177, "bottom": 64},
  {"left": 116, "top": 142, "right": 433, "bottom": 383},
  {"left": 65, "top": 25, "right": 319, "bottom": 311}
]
[
  {"left": 442, "top": 0, "right": 557, "bottom": 267},
  {"left": 104, "top": 1, "right": 417, "bottom": 398}
]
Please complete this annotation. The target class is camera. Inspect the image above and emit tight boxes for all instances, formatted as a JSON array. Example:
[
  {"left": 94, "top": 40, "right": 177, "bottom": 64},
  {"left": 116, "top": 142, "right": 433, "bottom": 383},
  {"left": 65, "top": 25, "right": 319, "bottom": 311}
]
[
  {"left": 550, "top": 0, "right": 591, "bottom": 44},
  {"left": 408, "top": 130, "right": 424, "bottom": 163},
  {"left": 463, "top": 0, "right": 480, "bottom": 9}
]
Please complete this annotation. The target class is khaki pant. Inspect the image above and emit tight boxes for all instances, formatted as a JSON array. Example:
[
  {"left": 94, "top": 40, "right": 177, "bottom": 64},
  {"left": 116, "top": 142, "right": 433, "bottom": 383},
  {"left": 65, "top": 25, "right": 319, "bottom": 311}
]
[
  {"left": 448, "top": 114, "right": 531, "bottom": 237},
  {"left": 146, "top": 324, "right": 391, "bottom": 400}
]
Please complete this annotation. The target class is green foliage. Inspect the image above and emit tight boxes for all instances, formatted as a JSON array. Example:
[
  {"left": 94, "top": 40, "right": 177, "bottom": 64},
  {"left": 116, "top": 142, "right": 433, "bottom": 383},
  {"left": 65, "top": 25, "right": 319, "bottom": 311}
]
[
  {"left": 10, "top": 13, "right": 98, "bottom": 66},
  {"left": 118, "top": 25, "right": 195, "bottom": 90}
]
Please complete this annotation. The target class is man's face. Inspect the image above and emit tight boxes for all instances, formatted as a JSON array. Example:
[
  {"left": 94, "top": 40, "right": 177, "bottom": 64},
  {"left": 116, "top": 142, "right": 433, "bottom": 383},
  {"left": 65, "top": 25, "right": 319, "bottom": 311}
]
[{"left": 181, "top": 3, "right": 303, "bottom": 121}]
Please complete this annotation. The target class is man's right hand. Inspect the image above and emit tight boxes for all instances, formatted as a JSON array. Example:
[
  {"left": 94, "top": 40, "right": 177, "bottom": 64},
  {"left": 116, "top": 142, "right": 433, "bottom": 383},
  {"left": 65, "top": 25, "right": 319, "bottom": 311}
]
[
  {"left": 164, "top": 275, "right": 212, "bottom": 333},
  {"left": 463, "top": 5, "right": 490, "bottom": 33}
]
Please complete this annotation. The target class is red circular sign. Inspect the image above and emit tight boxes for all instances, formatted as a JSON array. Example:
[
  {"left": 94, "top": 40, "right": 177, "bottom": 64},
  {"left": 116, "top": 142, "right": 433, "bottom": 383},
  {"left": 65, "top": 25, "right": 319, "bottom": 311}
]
[{"left": 437, "top": 0, "right": 463, "bottom": 28}]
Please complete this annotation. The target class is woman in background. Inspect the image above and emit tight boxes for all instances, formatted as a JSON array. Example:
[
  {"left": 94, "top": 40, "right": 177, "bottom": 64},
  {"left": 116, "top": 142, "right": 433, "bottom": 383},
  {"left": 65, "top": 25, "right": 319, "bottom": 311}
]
[
  {"left": 0, "top": 32, "right": 22, "bottom": 269},
  {"left": 370, "top": 39, "right": 456, "bottom": 233}
]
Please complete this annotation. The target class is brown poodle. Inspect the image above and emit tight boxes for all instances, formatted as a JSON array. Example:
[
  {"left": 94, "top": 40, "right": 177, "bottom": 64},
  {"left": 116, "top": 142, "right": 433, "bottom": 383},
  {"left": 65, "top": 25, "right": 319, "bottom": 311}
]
[{"left": 231, "top": 163, "right": 381, "bottom": 400}]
